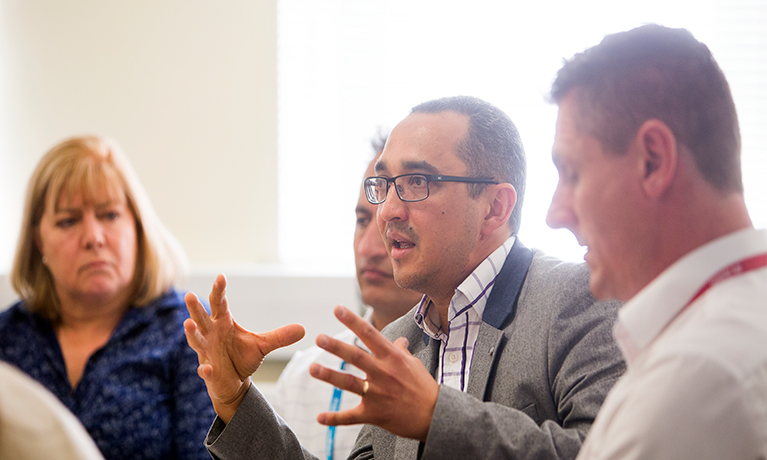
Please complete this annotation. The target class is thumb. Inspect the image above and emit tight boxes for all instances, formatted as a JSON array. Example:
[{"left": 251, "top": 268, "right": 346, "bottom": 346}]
[
  {"left": 393, "top": 336, "right": 410, "bottom": 351},
  {"left": 257, "top": 323, "right": 306, "bottom": 355}
]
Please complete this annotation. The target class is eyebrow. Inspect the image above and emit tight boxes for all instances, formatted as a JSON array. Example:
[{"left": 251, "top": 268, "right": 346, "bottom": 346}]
[
  {"left": 374, "top": 159, "right": 440, "bottom": 175},
  {"left": 54, "top": 200, "right": 120, "bottom": 213},
  {"left": 374, "top": 159, "right": 388, "bottom": 175}
]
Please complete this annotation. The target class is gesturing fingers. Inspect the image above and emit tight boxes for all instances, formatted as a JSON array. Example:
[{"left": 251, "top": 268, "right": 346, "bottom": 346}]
[
  {"left": 311, "top": 305, "right": 438, "bottom": 441},
  {"left": 310, "top": 363, "right": 369, "bottom": 426},
  {"left": 184, "top": 292, "right": 211, "bottom": 334},
  {"left": 309, "top": 363, "right": 368, "bottom": 397},
  {"left": 317, "top": 403, "right": 367, "bottom": 427},
  {"left": 183, "top": 317, "right": 206, "bottom": 352},
  {"left": 331, "top": 305, "right": 397, "bottom": 358},
  {"left": 209, "top": 273, "right": 230, "bottom": 320},
  {"left": 315, "top": 333, "right": 377, "bottom": 372},
  {"left": 182, "top": 318, "right": 214, "bottom": 379},
  {"left": 256, "top": 324, "right": 306, "bottom": 356}
]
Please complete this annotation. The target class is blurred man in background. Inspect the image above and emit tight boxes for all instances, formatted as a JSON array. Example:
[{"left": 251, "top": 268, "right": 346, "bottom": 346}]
[{"left": 271, "top": 134, "right": 422, "bottom": 459}]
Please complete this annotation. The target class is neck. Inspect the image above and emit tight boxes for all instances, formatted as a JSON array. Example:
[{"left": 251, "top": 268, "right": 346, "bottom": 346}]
[
  {"left": 636, "top": 190, "right": 752, "bottom": 298},
  {"left": 429, "top": 231, "right": 511, "bottom": 328},
  {"left": 371, "top": 311, "right": 394, "bottom": 331},
  {"left": 56, "top": 292, "right": 131, "bottom": 332}
]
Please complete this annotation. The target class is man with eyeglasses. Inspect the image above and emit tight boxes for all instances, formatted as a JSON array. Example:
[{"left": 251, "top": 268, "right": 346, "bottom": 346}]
[{"left": 183, "top": 96, "right": 625, "bottom": 459}]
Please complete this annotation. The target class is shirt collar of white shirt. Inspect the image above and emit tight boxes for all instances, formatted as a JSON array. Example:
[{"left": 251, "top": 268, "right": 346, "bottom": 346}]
[
  {"left": 614, "top": 227, "right": 767, "bottom": 364},
  {"left": 415, "top": 236, "right": 516, "bottom": 339}
]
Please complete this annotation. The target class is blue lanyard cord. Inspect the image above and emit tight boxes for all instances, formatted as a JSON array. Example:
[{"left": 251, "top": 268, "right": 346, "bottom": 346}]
[{"left": 325, "top": 361, "right": 348, "bottom": 460}]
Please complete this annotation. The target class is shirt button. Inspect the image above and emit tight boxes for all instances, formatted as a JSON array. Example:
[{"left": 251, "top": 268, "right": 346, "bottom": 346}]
[{"left": 449, "top": 352, "right": 459, "bottom": 363}]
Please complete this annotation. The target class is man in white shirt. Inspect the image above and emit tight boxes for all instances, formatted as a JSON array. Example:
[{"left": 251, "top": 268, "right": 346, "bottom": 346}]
[
  {"left": 270, "top": 136, "right": 422, "bottom": 459},
  {"left": 546, "top": 24, "right": 767, "bottom": 459}
]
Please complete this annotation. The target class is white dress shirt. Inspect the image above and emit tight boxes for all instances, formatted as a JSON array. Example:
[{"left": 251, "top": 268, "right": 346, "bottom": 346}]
[
  {"left": 577, "top": 228, "right": 767, "bottom": 460},
  {"left": 271, "top": 313, "right": 371, "bottom": 460}
]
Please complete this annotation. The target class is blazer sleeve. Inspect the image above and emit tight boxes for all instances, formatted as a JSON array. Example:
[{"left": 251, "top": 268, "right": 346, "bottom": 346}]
[{"left": 205, "top": 384, "right": 320, "bottom": 460}]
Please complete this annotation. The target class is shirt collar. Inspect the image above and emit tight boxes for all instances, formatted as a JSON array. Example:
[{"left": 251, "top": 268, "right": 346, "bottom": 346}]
[
  {"left": 452, "top": 236, "right": 515, "bottom": 321},
  {"left": 614, "top": 228, "right": 767, "bottom": 363},
  {"left": 414, "top": 236, "right": 515, "bottom": 337}
]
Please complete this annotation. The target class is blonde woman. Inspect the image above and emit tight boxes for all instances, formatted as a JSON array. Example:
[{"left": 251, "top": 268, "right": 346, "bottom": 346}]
[{"left": 0, "top": 136, "right": 215, "bottom": 460}]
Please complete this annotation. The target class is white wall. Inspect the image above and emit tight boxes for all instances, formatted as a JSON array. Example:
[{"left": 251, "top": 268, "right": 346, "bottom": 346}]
[
  {"left": 0, "top": 0, "right": 279, "bottom": 270},
  {"left": 0, "top": 0, "right": 364, "bottom": 360}
]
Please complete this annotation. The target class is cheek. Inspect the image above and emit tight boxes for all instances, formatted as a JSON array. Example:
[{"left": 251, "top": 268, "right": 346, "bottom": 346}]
[
  {"left": 118, "top": 227, "right": 139, "bottom": 268},
  {"left": 40, "top": 231, "right": 71, "bottom": 259},
  {"left": 376, "top": 214, "right": 386, "bottom": 233}
]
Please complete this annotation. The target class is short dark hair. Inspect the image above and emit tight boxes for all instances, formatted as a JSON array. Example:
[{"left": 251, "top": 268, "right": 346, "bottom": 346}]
[
  {"left": 411, "top": 96, "right": 526, "bottom": 234},
  {"left": 550, "top": 24, "right": 742, "bottom": 192},
  {"left": 371, "top": 128, "right": 389, "bottom": 156}
]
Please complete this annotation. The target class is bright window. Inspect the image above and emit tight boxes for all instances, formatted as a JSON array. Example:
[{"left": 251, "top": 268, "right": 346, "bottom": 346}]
[{"left": 277, "top": 0, "right": 767, "bottom": 274}]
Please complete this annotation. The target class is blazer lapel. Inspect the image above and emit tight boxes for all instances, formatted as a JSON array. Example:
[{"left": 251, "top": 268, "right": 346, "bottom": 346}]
[
  {"left": 393, "top": 324, "right": 440, "bottom": 458},
  {"left": 482, "top": 239, "right": 534, "bottom": 329},
  {"left": 466, "top": 324, "right": 506, "bottom": 399},
  {"left": 401, "top": 316, "right": 441, "bottom": 377},
  {"left": 467, "top": 239, "right": 534, "bottom": 400}
]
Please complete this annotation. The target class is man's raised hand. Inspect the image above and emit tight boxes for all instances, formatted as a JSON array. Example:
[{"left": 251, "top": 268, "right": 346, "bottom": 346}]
[{"left": 184, "top": 273, "right": 305, "bottom": 423}]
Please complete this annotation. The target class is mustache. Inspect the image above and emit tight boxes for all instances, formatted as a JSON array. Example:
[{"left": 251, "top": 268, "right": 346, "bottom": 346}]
[{"left": 385, "top": 221, "right": 418, "bottom": 242}]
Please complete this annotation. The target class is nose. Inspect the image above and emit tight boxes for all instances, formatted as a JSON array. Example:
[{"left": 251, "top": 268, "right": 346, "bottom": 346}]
[
  {"left": 546, "top": 182, "right": 577, "bottom": 231},
  {"left": 357, "top": 219, "right": 388, "bottom": 259},
  {"left": 377, "top": 185, "right": 408, "bottom": 225},
  {"left": 81, "top": 212, "right": 106, "bottom": 249}
]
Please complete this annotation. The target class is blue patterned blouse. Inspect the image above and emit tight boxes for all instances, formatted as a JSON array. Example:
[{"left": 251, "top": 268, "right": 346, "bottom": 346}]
[{"left": 0, "top": 289, "right": 216, "bottom": 460}]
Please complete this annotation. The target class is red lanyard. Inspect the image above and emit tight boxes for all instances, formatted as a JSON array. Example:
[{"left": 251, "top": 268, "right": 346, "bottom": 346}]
[
  {"left": 682, "top": 252, "right": 767, "bottom": 312},
  {"left": 651, "top": 252, "right": 767, "bottom": 347}
]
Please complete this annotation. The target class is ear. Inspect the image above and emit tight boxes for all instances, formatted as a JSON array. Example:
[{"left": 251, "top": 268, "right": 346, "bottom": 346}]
[
  {"left": 481, "top": 183, "right": 516, "bottom": 236},
  {"left": 636, "top": 119, "right": 678, "bottom": 199}
]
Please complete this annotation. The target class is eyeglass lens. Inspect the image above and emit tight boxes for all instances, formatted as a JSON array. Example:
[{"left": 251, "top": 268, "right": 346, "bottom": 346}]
[{"left": 365, "top": 175, "right": 429, "bottom": 204}]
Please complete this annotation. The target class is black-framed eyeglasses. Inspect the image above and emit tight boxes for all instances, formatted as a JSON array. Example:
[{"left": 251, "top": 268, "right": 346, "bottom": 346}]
[{"left": 364, "top": 173, "right": 499, "bottom": 204}]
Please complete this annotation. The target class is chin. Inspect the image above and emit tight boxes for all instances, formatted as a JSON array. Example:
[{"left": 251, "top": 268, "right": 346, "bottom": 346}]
[
  {"left": 588, "top": 275, "right": 610, "bottom": 300},
  {"left": 589, "top": 276, "right": 628, "bottom": 302},
  {"left": 361, "top": 294, "right": 389, "bottom": 311},
  {"left": 80, "top": 282, "right": 128, "bottom": 299}
]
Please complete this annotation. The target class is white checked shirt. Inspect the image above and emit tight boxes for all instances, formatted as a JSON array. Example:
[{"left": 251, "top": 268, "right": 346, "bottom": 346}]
[
  {"left": 414, "top": 236, "right": 515, "bottom": 391},
  {"left": 271, "top": 311, "right": 373, "bottom": 459}
]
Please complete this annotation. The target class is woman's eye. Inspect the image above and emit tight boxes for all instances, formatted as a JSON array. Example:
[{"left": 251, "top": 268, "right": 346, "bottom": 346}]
[
  {"left": 55, "top": 218, "right": 76, "bottom": 228},
  {"left": 101, "top": 211, "right": 119, "bottom": 220}
]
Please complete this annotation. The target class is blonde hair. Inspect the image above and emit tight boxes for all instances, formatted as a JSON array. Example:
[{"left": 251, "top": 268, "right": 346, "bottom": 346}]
[{"left": 11, "top": 135, "right": 188, "bottom": 322}]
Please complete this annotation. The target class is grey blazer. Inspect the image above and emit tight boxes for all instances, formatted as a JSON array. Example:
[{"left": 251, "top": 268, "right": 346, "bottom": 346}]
[{"left": 206, "top": 241, "right": 625, "bottom": 460}]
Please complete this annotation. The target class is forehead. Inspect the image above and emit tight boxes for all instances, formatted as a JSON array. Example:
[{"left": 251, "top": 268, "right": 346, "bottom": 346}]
[
  {"left": 552, "top": 92, "right": 601, "bottom": 166},
  {"left": 49, "top": 177, "right": 126, "bottom": 212},
  {"left": 375, "top": 111, "right": 470, "bottom": 175}
]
